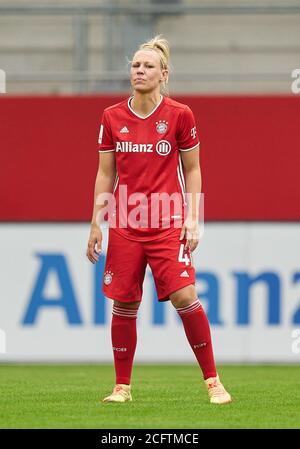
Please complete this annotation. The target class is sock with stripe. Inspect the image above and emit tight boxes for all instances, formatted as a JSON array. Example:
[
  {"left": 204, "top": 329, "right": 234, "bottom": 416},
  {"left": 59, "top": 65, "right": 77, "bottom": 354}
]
[
  {"left": 177, "top": 299, "right": 217, "bottom": 380},
  {"left": 111, "top": 304, "right": 138, "bottom": 385}
]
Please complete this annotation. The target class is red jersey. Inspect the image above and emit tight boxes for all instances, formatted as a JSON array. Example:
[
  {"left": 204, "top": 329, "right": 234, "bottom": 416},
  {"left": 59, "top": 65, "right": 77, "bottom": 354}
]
[{"left": 98, "top": 95, "right": 200, "bottom": 241}]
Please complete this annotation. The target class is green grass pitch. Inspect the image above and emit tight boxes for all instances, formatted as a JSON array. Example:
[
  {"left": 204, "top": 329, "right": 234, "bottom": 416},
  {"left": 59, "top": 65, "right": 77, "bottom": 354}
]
[{"left": 0, "top": 364, "right": 299, "bottom": 429}]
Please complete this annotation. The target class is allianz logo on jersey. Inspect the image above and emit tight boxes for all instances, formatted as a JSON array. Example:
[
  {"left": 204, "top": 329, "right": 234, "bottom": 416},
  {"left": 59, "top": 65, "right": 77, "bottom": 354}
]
[{"left": 116, "top": 140, "right": 171, "bottom": 156}]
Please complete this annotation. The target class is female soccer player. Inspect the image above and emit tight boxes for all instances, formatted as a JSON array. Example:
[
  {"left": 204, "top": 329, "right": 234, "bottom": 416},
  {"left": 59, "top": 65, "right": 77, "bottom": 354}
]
[{"left": 86, "top": 36, "right": 231, "bottom": 405}]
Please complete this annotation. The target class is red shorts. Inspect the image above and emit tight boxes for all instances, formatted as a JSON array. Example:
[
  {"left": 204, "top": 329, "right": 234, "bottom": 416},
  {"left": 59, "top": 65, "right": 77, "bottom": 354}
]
[{"left": 102, "top": 227, "right": 195, "bottom": 303}]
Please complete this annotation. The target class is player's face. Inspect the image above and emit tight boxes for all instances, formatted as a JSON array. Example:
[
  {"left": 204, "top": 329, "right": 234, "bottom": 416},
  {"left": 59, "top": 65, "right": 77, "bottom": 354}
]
[{"left": 130, "top": 50, "right": 167, "bottom": 94}]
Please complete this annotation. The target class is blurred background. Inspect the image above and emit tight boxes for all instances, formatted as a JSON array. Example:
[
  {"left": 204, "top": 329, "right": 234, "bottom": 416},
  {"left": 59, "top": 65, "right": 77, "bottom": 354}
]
[
  {"left": 1, "top": 0, "right": 299, "bottom": 94},
  {"left": 1, "top": 0, "right": 300, "bottom": 363}
]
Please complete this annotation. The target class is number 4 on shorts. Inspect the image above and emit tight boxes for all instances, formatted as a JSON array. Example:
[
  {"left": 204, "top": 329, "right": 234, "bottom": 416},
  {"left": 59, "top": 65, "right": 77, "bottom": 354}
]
[{"left": 178, "top": 244, "right": 190, "bottom": 266}]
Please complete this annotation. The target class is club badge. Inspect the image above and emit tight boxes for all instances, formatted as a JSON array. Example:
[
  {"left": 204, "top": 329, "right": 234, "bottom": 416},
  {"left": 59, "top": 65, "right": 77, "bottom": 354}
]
[
  {"left": 104, "top": 270, "right": 114, "bottom": 285},
  {"left": 156, "top": 120, "right": 168, "bottom": 134}
]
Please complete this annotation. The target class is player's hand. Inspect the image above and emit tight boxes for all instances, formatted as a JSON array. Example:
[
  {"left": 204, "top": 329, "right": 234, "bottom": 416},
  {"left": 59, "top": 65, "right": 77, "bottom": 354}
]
[
  {"left": 86, "top": 224, "right": 102, "bottom": 264},
  {"left": 179, "top": 218, "right": 199, "bottom": 252}
]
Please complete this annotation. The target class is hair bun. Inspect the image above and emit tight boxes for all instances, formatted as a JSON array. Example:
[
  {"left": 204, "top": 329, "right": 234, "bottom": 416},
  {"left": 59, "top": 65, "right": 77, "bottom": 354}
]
[{"left": 139, "top": 34, "right": 170, "bottom": 71}]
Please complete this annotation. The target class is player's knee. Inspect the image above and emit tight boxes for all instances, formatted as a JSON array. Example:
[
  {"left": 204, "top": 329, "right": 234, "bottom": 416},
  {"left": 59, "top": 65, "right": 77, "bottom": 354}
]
[
  {"left": 113, "top": 300, "right": 140, "bottom": 310},
  {"left": 169, "top": 285, "right": 197, "bottom": 309},
  {"left": 171, "top": 297, "right": 197, "bottom": 309}
]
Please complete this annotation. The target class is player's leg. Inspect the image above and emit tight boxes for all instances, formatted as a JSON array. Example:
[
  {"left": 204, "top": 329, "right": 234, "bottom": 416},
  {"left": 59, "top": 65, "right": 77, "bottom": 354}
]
[
  {"left": 145, "top": 228, "right": 231, "bottom": 404},
  {"left": 102, "top": 229, "right": 147, "bottom": 403},
  {"left": 103, "top": 300, "right": 141, "bottom": 403},
  {"left": 170, "top": 284, "right": 217, "bottom": 380},
  {"left": 145, "top": 230, "right": 217, "bottom": 378},
  {"left": 170, "top": 285, "right": 231, "bottom": 404}
]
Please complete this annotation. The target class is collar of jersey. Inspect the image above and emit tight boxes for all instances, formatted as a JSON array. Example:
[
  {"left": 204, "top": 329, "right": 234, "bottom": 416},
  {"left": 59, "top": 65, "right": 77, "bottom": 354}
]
[{"left": 127, "top": 94, "right": 164, "bottom": 119}]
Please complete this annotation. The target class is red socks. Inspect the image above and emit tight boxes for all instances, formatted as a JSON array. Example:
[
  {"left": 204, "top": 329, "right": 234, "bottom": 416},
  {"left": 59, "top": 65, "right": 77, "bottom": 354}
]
[
  {"left": 111, "top": 299, "right": 216, "bottom": 384},
  {"left": 177, "top": 299, "right": 217, "bottom": 380},
  {"left": 111, "top": 304, "right": 138, "bottom": 385}
]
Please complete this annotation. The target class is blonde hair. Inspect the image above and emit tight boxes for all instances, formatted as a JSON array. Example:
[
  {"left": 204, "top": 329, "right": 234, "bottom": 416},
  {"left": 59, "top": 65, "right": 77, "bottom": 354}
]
[{"left": 135, "top": 35, "right": 170, "bottom": 94}]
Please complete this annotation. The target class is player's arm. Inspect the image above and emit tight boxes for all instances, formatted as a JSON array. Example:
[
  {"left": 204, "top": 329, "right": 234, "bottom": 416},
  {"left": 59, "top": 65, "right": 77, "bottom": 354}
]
[
  {"left": 87, "top": 152, "right": 116, "bottom": 264},
  {"left": 179, "top": 145, "right": 201, "bottom": 252}
]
